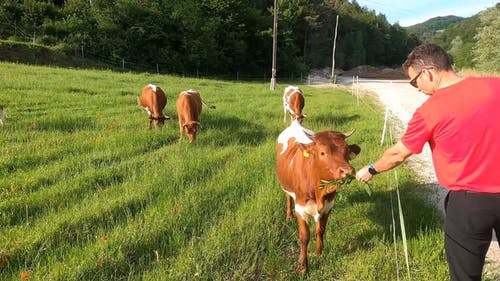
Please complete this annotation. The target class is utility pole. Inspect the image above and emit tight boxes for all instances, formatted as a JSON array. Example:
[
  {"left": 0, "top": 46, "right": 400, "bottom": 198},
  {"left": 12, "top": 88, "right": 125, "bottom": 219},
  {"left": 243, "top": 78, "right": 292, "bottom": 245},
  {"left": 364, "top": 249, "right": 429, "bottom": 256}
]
[
  {"left": 331, "top": 15, "right": 339, "bottom": 83},
  {"left": 270, "top": 0, "right": 278, "bottom": 91}
]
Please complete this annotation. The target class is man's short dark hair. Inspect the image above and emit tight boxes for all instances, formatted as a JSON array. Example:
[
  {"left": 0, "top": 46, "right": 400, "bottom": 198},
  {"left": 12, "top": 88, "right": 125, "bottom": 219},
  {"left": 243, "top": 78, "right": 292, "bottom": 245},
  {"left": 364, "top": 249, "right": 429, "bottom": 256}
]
[{"left": 403, "top": 43, "right": 453, "bottom": 72}]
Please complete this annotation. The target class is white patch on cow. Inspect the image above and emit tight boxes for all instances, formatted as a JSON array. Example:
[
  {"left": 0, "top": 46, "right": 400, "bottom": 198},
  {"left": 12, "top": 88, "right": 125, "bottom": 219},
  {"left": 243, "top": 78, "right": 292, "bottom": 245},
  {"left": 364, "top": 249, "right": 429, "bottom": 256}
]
[
  {"left": 183, "top": 89, "right": 196, "bottom": 95},
  {"left": 283, "top": 86, "right": 302, "bottom": 117},
  {"left": 144, "top": 108, "right": 152, "bottom": 116},
  {"left": 283, "top": 189, "right": 296, "bottom": 201},
  {"left": 278, "top": 120, "right": 314, "bottom": 154},
  {"left": 295, "top": 198, "right": 336, "bottom": 223},
  {"left": 295, "top": 200, "right": 318, "bottom": 223},
  {"left": 147, "top": 83, "right": 157, "bottom": 93}
]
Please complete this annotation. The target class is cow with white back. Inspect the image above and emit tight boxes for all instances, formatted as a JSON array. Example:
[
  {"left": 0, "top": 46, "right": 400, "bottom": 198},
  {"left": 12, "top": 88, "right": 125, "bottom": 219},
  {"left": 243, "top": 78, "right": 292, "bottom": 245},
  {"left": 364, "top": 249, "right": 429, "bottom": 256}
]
[
  {"left": 283, "top": 85, "right": 306, "bottom": 123},
  {"left": 176, "top": 89, "right": 215, "bottom": 143},
  {"left": 138, "top": 84, "right": 170, "bottom": 129},
  {"left": 276, "top": 120, "right": 361, "bottom": 273}
]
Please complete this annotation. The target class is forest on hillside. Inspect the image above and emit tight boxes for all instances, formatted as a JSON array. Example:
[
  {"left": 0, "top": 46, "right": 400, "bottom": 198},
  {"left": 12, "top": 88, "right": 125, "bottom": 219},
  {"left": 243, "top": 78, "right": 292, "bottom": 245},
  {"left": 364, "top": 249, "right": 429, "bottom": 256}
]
[
  {"left": 0, "top": 0, "right": 420, "bottom": 77},
  {"left": 405, "top": 4, "right": 499, "bottom": 72}
]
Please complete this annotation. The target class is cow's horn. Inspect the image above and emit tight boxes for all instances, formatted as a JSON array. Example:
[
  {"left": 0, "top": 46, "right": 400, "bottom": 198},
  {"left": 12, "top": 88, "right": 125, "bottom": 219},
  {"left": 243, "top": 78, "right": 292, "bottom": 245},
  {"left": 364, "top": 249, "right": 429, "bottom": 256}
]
[{"left": 343, "top": 129, "right": 356, "bottom": 138}]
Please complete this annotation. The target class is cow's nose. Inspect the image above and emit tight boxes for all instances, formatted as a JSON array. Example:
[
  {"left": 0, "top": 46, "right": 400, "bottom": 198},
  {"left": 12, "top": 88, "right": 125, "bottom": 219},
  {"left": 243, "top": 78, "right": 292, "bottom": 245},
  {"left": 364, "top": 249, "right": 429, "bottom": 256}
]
[{"left": 339, "top": 166, "right": 354, "bottom": 176}]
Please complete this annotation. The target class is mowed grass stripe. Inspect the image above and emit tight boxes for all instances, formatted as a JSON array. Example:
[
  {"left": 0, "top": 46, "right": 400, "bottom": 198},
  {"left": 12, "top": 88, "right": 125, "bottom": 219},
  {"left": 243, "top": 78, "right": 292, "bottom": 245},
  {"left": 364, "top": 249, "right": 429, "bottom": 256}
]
[
  {"left": 0, "top": 134, "right": 177, "bottom": 224},
  {"left": 146, "top": 151, "right": 293, "bottom": 280},
  {"left": 21, "top": 144, "right": 271, "bottom": 280},
  {"left": 1, "top": 145, "right": 239, "bottom": 279},
  {"left": 0, "top": 131, "right": 177, "bottom": 201}
]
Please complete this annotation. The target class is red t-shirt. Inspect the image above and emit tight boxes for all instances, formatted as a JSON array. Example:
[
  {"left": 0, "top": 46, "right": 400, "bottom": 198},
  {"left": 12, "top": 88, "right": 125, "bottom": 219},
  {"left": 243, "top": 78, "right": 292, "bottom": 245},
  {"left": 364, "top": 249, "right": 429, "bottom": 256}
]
[{"left": 402, "top": 77, "right": 500, "bottom": 193}]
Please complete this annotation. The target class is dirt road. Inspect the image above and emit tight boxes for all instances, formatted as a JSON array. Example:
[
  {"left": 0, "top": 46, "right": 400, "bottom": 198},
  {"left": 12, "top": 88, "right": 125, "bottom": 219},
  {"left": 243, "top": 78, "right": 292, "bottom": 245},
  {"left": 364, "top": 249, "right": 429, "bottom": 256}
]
[{"left": 334, "top": 77, "right": 500, "bottom": 278}]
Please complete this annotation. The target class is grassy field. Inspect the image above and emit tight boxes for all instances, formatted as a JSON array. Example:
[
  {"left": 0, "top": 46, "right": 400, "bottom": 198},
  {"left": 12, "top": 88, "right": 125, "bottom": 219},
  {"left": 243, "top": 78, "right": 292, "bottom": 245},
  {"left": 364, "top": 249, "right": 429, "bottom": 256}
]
[{"left": 0, "top": 62, "right": 450, "bottom": 280}]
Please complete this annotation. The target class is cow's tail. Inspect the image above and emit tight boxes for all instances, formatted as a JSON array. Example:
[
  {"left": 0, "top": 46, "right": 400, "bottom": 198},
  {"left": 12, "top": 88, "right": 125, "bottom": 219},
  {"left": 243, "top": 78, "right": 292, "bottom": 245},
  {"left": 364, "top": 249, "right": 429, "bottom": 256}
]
[{"left": 201, "top": 99, "right": 216, "bottom": 109}]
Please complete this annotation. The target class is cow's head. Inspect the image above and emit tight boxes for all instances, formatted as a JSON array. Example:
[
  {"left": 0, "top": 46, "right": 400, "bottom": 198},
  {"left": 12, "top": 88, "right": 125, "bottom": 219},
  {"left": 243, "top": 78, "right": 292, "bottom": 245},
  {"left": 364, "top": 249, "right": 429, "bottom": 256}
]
[
  {"left": 301, "top": 129, "right": 361, "bottom": 181},
  {"left": 292, "top": 113, "right": 307, "bottom": 124},
  {"left": 150, "top": 115, "right": 170, "bottom": 128},
  {"left": 183, "top": 121, "right": 200, "bottom": 143}
]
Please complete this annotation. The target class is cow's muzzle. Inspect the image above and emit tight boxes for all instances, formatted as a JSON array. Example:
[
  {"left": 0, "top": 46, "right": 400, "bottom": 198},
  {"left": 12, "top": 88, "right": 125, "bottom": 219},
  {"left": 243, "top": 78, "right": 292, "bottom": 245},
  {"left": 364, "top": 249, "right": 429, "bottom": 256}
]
[{"left": 338, "top": 166, "right": 355, "bottom": 178}]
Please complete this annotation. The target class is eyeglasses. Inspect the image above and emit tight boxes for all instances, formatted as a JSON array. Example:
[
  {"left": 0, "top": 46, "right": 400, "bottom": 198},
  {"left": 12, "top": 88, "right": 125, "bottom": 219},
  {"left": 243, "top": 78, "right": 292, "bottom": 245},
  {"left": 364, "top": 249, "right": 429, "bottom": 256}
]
[
  {"left": 409, "top": 70, "right": 424, "bottom": 88},
  {"left": 409, "top": 67, "right": 433, "bottom": 88}
]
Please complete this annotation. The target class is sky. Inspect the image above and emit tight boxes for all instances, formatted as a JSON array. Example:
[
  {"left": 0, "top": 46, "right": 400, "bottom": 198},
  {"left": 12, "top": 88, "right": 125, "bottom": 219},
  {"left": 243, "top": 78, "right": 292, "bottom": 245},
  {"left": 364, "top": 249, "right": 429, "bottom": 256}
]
[{"left": 354, "top": 0, "right": 499, "bottom": 27}]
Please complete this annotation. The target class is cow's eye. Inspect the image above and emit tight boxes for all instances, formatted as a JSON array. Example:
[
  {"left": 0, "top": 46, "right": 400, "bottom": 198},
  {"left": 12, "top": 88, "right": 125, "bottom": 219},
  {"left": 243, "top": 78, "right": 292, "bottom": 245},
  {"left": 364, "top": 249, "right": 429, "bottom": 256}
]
[{"left": 320, "top": 152, "right": 325, "bottom": 156}]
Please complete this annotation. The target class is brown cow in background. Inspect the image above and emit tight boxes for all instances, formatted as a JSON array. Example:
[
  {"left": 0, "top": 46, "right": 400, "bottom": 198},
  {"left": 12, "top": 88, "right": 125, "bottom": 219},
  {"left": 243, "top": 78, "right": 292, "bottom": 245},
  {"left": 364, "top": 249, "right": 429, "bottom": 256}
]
[
  {"left": 176, "top": 89, "right": 215, "bottom": 143},
  {"left": 276, "top": 120, "right": 361, "bottom": 273},
  {"left": 138, "top": 84, "right": 170, "bottom": 128},
  {"left": 283, "top": 85, "right": 306, "bottom": 123}
]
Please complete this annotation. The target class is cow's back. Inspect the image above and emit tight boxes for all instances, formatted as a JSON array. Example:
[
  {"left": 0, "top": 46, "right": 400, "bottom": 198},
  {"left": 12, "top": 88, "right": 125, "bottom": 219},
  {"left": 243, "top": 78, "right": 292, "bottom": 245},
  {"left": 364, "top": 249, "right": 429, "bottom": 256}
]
[
  {"left": 283, "top": 86, "right": 305, "bottom": 123},
  {"left": 276, "top": 123, "right": 317, "bottom": 198},
  {"left": 139, "top": 85, "right": 167, "bottom": 113},
  {"left": 177, "top": 90, "right": 202, "bottom": 121}
]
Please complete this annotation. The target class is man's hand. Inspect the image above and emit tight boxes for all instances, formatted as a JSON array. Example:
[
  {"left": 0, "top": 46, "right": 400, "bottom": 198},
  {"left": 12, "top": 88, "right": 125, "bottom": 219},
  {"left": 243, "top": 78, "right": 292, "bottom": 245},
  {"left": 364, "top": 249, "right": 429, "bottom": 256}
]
[{"left": 356, "top": 165, "right": 373, "bottom": 182}]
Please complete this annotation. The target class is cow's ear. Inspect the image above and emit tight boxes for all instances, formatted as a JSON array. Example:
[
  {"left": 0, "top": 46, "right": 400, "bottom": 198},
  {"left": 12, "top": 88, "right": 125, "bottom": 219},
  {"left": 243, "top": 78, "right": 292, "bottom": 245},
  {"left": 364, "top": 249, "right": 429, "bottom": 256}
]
[
  {"left": 348, "top": 144, "right": 361, "bottom": 160},
  {"left": 343, "top": 129, "right": 356, "bottom": 138}
]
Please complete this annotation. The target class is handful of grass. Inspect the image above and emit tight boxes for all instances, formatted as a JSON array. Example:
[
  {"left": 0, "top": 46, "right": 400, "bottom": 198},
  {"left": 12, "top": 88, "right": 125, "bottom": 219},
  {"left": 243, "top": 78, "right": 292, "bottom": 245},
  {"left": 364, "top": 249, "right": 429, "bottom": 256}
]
[{"left": 319, "top": 174, "right": 372, "bottom": 196}]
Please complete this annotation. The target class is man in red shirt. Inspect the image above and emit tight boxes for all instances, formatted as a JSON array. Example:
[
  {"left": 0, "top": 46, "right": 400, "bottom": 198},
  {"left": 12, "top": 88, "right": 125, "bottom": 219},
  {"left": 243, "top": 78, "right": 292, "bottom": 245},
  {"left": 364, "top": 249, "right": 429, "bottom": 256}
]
[{"left": 356, "top": 43, "right": 500, "bottom": 281}]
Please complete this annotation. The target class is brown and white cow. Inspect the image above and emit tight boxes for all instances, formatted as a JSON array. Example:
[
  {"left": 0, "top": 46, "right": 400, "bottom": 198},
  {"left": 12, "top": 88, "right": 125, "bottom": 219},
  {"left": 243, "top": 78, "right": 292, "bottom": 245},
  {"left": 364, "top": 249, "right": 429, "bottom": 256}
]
[
  {"left": 0, "top": 104, "right": 5, "bottom": 125},
  {"left": 283, "top": 85, "right": 306, "bottom": 123},
  {"left": 176, "top": 89, "right": 215, "bottom": 143},
  {"left": 276, "top": 120, "right": 361, "bottom": 273},
  {"left": 138, "top": 84, "right": 170, "bottom": 128}
]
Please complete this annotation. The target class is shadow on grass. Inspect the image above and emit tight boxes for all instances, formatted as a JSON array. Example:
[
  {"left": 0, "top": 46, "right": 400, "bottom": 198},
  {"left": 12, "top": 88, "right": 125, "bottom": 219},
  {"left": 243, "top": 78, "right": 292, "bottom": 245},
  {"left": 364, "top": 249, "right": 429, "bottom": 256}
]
[
  {"left": 334, "top": 178, "right": 444, "bottom": 256},
  {"left": 67, "top": 87, "right": 100, "bottom": 96},
  {"left": 310, "top": 112, "right": 361, "bottom": 129},
  {"left": 196, "top": 114, "right": 267, "bottom": 146},
  {"left": 34, "top": 116, "right": 96, "bottom": 132}
]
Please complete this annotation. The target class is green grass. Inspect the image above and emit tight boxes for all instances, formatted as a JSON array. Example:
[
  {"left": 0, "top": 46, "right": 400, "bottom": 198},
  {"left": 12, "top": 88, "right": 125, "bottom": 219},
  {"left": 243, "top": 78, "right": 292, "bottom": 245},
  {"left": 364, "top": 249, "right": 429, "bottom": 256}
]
[{"left": 0, "top": 62, "right": 449, "bottom": 280}]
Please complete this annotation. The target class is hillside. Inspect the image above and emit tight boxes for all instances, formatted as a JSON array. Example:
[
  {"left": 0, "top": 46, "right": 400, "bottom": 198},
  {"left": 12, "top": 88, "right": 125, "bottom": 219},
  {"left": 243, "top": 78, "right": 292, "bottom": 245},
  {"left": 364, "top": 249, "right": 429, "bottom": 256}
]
[
  {"left": 405, "top": 15, "right": 466, "bottom": 42},
  {"left": 0, "top": 40, "right": 109, "bottom": 69}
]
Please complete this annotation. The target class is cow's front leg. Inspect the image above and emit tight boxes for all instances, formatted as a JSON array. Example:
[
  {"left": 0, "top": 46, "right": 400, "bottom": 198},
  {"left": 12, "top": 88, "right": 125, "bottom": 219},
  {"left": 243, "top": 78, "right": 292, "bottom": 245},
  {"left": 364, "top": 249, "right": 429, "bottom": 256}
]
[
  {"left": 296, "top": 212, "right": 310, "bottom": 273},
  {"left": 315, "top": 213, "right": 330, "bottom": 256},
  {"left": 285, "top": 193, "right": 293, "bottom": 221},
  {"left": 178, "top": 124, "right": 184, "bottom": 141}
]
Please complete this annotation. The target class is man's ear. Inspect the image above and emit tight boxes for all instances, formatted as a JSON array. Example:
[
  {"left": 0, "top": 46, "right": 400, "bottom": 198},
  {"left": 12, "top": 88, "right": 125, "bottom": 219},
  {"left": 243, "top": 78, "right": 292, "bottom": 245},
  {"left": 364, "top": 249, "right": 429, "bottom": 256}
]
[{"left": 425, "top": 68, "right": 434, "bottom": 82}]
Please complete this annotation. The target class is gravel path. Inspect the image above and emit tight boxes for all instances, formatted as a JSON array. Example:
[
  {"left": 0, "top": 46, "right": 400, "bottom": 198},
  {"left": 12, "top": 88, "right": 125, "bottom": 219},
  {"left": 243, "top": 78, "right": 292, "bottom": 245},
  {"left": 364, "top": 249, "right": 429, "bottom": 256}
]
[{"left": 310, "top": 77, "right": 499, "bottom": 278}]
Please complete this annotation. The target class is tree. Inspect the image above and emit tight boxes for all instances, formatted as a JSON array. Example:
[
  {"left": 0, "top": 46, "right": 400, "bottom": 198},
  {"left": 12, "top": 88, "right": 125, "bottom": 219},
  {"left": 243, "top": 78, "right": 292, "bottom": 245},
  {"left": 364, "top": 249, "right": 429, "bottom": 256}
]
[{"left": 472, "top": 4, "right": 500, "bottom": 72}]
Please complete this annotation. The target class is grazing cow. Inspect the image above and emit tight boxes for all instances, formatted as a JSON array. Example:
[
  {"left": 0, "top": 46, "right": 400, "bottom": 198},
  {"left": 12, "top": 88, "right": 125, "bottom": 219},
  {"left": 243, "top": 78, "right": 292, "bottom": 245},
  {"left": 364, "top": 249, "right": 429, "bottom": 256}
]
[
  {"left": 176, "top": 89, "right": 215, "bottom": 143},
  {"left": 283, "top": 85, "right": 306, "bottom": 123},
  {"left": 138, "top": 84, "right": 170, "bottom": 128},
  {"left": 0, "top": 104, "right": 5, "bottom": 125},
  {"left": 276, "top": 120, "right": 361, "bottom": 273}
]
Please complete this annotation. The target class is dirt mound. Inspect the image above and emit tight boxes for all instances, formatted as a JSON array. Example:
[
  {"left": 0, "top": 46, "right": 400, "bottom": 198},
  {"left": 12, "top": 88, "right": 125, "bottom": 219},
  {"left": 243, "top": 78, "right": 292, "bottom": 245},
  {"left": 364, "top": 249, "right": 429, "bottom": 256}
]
[{"left": 341, "top": 65, "right": 407, "bottom": 79}]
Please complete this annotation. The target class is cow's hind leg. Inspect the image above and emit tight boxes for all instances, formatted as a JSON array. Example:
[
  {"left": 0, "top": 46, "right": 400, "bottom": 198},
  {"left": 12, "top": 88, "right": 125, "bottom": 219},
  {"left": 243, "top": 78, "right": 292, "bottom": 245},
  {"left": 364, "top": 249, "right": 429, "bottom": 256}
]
[
  {"left": 286, "top": 193, "right": 293, "bottom": 221},
  {"left": 296, "top": 213, "right": 310, "bottom": 273}
]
